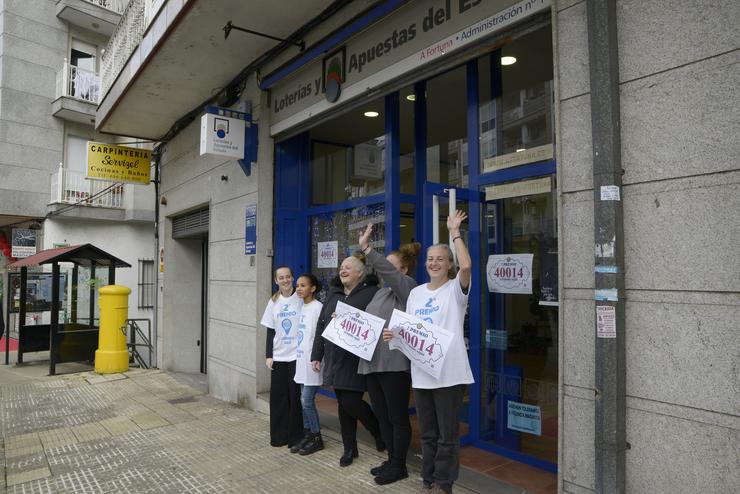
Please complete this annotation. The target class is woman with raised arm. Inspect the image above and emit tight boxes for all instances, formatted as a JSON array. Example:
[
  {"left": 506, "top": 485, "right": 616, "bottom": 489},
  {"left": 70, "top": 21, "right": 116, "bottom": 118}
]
[
  {"left": 357, "top": 223, "right": 419, "bottom": 485},
  {"left": 310, "top": 255, "right": 384, "bottom": 467},
  {"left": 260, "top": 266, "right": 304, "bottom": 448},
  {"left": 385, "top": 210, "right": 473, "bottom": 494}
]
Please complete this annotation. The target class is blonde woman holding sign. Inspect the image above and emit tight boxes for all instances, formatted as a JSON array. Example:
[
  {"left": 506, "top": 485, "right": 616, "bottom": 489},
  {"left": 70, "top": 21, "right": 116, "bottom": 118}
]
[{"left": 385, "top": 210, "right": 473, "bottom": 494}]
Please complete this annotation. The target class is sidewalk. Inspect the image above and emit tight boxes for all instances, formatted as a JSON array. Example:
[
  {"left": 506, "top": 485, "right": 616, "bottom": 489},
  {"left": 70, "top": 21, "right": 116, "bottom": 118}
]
[{"left": 0, "top": 363, "right": 487, "bottom": 493}]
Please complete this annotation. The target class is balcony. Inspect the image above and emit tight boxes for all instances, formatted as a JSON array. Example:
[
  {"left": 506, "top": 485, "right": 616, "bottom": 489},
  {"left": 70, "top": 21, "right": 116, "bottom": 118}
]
[
  {"left": 97, "top": 0, "right": 336, "bottom": 139},
  {"left": 52, "top": 60, "right": 101, "bottom": 125},
  {"left": 50, "top": 165, "right": 126, "bottom": 215},
  {"left": 56, "top": 0, "right": 126, "bottom": 36}
]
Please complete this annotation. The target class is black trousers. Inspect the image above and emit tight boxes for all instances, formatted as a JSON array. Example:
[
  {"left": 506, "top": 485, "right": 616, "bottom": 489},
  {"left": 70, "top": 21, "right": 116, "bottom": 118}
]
[
  {"left": 413, "top": 385, "right": 466, "bottom": 493},
  {"left": 269, "top": 360, "right": 303, "bottom": 447},
  {"left": 334, "top": 388, "right": 381, "bottom": 450},
  {"left": 366, "top": 371, "right": 412, "bottom": 468}
]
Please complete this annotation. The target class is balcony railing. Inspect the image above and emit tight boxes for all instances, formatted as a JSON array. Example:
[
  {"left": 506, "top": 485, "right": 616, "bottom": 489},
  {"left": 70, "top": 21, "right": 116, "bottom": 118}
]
[
  {"left": 56, "top": 59, "right": 101, "bottom": 104},
  {"left": 80, "top": 0, "right": 128, "bottom": 14},
  {"left": 100, "top": 0, "right": 147, "bottom": 98},
  {"left": 50, "top": 164, "right": 125, "bottom": 209}
]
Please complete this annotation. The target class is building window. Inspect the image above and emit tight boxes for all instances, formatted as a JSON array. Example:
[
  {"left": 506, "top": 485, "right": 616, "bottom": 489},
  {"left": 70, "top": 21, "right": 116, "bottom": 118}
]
[{"left": 138, "top": 259, "right": 155, "bottom": 309}]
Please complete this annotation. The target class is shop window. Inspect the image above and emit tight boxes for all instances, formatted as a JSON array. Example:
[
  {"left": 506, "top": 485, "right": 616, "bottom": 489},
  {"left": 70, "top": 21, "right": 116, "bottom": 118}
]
[
  {"left": 399, "top": 86, "right": 416, "bottom": 195},
  {"left": 426, "top": 66, "right": 468, "bottom": 187},
  {"left": 309, "top": 97, "right": 385, "bottom": 205},
  {"left": 310, "top": 204, "right": 384, "bottom": 300},
  {"left": 478, "top": 26, "right": 554, "bottom": 174}
]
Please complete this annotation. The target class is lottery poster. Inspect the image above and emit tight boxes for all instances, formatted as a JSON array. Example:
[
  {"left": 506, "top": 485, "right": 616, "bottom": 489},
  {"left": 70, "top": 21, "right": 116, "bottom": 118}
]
[
  {"left": 321, "top": 301, "right": 385, "bottom": 361},
  {"left": 486, "top": 254, "right": 534, "bottom": 294},
  {"left": 387, "top": 309, "right": 454, "bottom": 379}
]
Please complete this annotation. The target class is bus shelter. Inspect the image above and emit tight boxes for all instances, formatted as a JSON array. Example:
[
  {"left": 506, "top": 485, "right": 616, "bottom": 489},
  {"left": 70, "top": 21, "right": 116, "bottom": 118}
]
[{"left": 4, "top": 244, "right": 130, "bottom": 375}]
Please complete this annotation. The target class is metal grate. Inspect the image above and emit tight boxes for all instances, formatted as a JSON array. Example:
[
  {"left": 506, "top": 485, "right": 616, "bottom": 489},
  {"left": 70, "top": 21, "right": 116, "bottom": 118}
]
[
  {"left": 172, "top": 208, "right": 209, "bottom": 239},
  {"left": 137, "top": 259, "right": 155, "bottom": 309}
]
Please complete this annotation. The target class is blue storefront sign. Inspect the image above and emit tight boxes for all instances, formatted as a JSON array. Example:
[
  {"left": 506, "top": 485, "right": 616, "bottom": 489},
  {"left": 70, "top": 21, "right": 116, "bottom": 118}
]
[{"left": 245, "top": 204, "right": 257, "bottom": 255}]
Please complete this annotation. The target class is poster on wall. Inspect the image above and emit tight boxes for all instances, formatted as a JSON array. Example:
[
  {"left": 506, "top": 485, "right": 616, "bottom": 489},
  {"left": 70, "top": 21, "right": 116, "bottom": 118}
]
[
  {"left": 486, "top": 254, "right": 533, "bottom": 294},
  {"left": 244, "top": 204, "right": 257, "bottom": 255},
  {"left": 11, "top": 229, "right": 37, "bottom": 258},
  {"left": 387, "top": 309, "right": 454, "bottom": 379},
  {"left": 321, "top": 301, "right": 384, "bottom": 361},
  {"left": 317, "top": 241, "right": 338, "bottom": 268},
  {"left": 539, "top": 232, "right": 558, "bottom": 306}
]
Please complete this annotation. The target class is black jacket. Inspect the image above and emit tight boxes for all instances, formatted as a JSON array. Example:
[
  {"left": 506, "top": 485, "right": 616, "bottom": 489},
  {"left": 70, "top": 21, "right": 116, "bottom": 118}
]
[{"left": 311, "top": 274, "right": 379, "bottom": 391}]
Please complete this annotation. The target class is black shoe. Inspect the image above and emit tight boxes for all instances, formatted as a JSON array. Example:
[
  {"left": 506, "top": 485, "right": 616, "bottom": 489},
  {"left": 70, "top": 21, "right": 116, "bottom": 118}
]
[
  {"left": 339, "top": 446, "right": 358, "bottom": 467},
  {"left": 374, "top": 465, "right": 408, "bottom": 485},
  {"left": 290, "top": 431, "right": 311, "bottom": 454},
  {"left": 298, "top": 433, "right": 324, "bottom": 456},
  {"left": 370, "top": 461, "right": 390, "bottom": 476},
  {"left": 374, "top": 436, "right": 386, "bottom": 452}
]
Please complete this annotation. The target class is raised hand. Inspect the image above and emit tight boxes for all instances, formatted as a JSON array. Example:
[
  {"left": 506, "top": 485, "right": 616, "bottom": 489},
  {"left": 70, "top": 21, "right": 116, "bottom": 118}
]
[
  {"left": 359, "top": 222, "right": 373, "bottom": 251},
  {"left": 447, "top": 210, "right": 467, "bottom": 235}
]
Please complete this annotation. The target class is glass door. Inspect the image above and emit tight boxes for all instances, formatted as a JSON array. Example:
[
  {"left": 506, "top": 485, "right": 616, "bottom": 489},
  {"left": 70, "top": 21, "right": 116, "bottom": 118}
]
[
  {"left": 479, "top": 176, "right": 558, "bottom": 468},
  {"left": 423, "top": 183, "right": 476, "bottom": 442}
]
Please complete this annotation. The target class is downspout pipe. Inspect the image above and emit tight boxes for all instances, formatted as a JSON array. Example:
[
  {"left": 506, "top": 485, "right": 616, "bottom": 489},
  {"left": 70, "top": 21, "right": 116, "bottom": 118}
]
[
  {"left": 152, "top": 146, "right": 162, "bottom": 369},
  {"left": 587, "top": 1, "right": 626, "bottom": 492}
]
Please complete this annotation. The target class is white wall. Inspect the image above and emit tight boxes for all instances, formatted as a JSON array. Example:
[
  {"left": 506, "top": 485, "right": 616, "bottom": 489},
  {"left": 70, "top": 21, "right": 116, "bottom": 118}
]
[{"left": 42, "top": 218, "right": 156, "bottom": 323}]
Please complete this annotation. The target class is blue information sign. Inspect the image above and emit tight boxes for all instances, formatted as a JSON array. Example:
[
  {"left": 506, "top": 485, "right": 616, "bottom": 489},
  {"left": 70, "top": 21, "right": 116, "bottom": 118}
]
[{"left": 245, "top": 204, "right": 257, "bottom": 255}]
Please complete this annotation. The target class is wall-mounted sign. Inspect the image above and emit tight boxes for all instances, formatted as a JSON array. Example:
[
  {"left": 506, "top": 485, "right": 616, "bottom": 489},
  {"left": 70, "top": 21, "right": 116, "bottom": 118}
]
[
  {"left": 200, "top": 112, "right": 245, "bottom": 159},
  {"left": 11, "top": 229, "right": 37, "bottom": 258},
  {"left": 483, "top": 144, "right": 554, "bottom": 173},
  {"left": 485, "top": 176, "right": 551, "bottom": 201},
  {"left": 353, "top": 142, "right": 384, "bottom": 180},
  {"left": 87, "top": 142, "right": 151, "bottom": 184},
  {"left": 317, "top": 241, "right": 338, "bottom": 268},
  {"left": 486, "top": 253, "right": 533, "bottom": 294},
  {"left": 268, "top": 0, "right": 552, "bottom": 135},
  {"left": 245, "top": 204, "right": 257, "bottom": 255}
]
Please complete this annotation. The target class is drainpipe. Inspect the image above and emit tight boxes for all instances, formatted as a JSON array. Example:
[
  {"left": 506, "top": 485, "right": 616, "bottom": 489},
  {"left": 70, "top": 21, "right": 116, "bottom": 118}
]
[
  {"left": 152, "top": 146, "right": 162, "bottom": 369},
  {"left": 587, "top": 1, "right": 626, "bottom": 492}
]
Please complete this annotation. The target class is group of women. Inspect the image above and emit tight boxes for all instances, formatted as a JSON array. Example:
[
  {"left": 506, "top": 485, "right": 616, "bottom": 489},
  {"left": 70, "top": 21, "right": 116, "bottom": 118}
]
[{"left": 260, "top": 211, "right": 473, "bottom": 494}]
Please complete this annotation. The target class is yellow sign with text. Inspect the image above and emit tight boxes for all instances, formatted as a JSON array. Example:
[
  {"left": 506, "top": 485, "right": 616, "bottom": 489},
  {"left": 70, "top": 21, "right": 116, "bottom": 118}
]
[{"left": 87, "top": 142, "right": 152, "bottom": 185}]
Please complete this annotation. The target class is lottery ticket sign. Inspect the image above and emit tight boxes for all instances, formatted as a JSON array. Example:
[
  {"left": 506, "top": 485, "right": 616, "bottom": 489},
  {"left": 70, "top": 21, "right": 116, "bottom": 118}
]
[
  {"left": 486, "top": 254, "right": 533, "bottom": 294},
  {"left": 322, "top": 301, "right": 384, "bottom": 361},
  {"left": 387, "top": 309, "right": 454, "bottom": 379}
]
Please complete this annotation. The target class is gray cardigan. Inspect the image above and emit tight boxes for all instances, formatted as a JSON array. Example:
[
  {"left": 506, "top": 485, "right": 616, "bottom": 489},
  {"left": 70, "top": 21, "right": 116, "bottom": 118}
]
[{"left": 358, "top": 249, "right": 416, "bottom": 374}]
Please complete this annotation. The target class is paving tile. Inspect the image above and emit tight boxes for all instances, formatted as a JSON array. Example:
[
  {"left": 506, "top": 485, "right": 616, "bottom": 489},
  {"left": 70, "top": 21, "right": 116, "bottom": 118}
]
[
  {"left": 98, "top": 417, "right": 141, "bottom": 436},
  {"left": 70, "top": 422, "right": 111, "bottom": 443},
  {"left": 6, "top": 466, "right": 52, "bottom": 486},
  {"left": 38, "top": 427, "right": 79, "bottom": 449}
]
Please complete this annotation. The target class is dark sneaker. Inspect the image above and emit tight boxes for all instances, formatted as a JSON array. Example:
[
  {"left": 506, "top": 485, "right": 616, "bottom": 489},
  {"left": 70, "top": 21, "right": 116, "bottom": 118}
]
[
  {"left": 370, "top": 461, "right": 390, "bottom": 476},
  {"left": 298, "top": 433, "right": 324, "bottom": 456},
  {"left": 374, "top": 465, "right": 408, "bottom": 485}
]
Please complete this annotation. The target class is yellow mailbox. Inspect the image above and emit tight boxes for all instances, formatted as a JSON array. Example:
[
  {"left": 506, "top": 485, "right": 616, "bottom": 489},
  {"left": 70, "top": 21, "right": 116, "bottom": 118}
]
[{"left": 94, "top": 285, "right": 131, "bottom": 374}]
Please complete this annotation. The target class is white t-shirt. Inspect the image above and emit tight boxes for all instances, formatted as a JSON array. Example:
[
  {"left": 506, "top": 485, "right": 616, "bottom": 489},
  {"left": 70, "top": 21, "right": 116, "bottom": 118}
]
[
  {"left": 405, "top": 273, "right": 474, "bottom": 389},
  {"left": 294, "top": 300, "right": 324, "bottom": 386},
  {"left": 260, "top": 293, "right": 302, "bottom": 362}
]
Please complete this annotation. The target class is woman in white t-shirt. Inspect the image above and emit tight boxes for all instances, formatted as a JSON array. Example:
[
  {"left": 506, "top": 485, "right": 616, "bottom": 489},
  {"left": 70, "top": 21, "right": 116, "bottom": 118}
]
[
  {"left": 290, "top": 273, "right": 324, "bottom": 456},
  {"left": 385, "top": 210, "right": 473, "bottom": 494},
  {"left": 260, "top": 266, "right": 303, "bottom": 448}
]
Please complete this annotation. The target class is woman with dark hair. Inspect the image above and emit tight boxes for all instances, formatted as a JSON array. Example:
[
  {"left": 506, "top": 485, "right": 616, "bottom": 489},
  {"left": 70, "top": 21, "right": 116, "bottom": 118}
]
[
  {"left": 310, "top": 255, "right": 383, "bottom": 467},
  {"left": 385, "top": 210, "right": 473, "bottom": 494},
  {"left": 260, "top": 266, "right": 303, "bottom": 448},
  {"left": 357, "top": 223, "right": 420, "bottom": 485},
  {"left": 291, "top": 273, "right": 324, "bottom": 455}
]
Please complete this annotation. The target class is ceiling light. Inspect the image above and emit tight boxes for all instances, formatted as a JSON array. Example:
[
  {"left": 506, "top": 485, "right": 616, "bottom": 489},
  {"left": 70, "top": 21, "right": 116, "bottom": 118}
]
[
  {"left": 501, "top": 56, "right": 517, "bottom": 66},
  {"left": 406, "top": 94, "right": 416, "bottom": 102},
  {"left": 516, "top": 148, "right": 526, "bottom": 152},
  {"left": 364, "top": 111, "right": 379, "bottom": 118}
]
